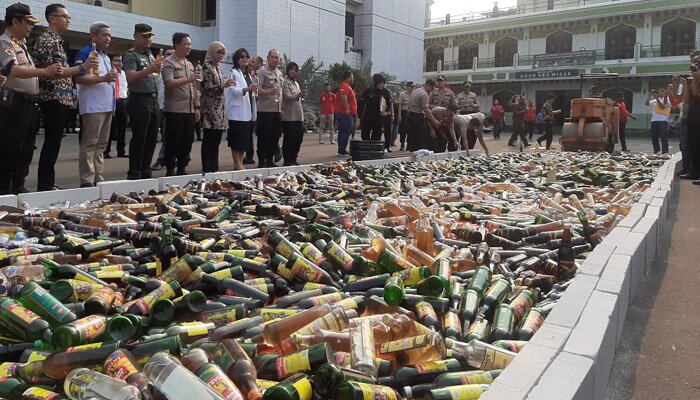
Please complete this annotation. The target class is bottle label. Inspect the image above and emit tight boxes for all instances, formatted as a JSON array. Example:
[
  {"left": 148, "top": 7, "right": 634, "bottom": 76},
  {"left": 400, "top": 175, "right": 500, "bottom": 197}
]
[
  {"left": 245, "top": 278, "right": 268, "bottom": 285},
  {"left": 291, "top": 376, "right": 313, "bottom": 400},
  {"left": 69, "top": 280, "right": 101, "bottom": 301},
  {"left": 158, "top": 257, "right": 192, "bottom": 283},
  {"left": 400, "top": 267, "right": 423, "bottom": 286},
  {"left": 138, "top": 282, "right": 177, "bottom": 313},
  {"left": 296, "top": 311, "right": 343, "bottom": 335},
  {"left": 325, "top": 243, "right": 354, "bottom": 271},
  {"left": 27, "top": 285, "right": 69, "bottom": 322},
  {"left": 0, "top": 362, "right": 19, "bottom": 377},
  {"left": 181, "top": 322, "right": 209, "bottom": 336},
  {"left": 379, "top": 335, "right": 427, "bottom": 354},
  {"left": 415, "top": 301, "right": 436, "bottom": 320},
  {"left": 309, "top": 292, "right": 343, "bottom": 306},
  {"left": 26, "top": 351, "right": 47, "bottom": 363},
  {"left": 255, "top": 379, "right": 278, "bottom": 390},
  {"left": 355, "top": 382, "right": 398, "bottom": 400},
  {"left": 74, "top": 315, "right": 107, "bottom": 344},
  {"left": 480, "top": 347, "right": 515, "bottom": 370},
  {"left": 447, "top": 385, "right": 486, "bottom": 399},
  {"left": 260, "top": 308, "right": 300, "bottom": 321},
  {"left": 210, "top": 269, "right": 233, "bottom": 280},
  {"left": 4, "top": 302, "right": 40, "bottom": 325},
  {"left": 21, "top": 387, "right": 61, "bottom": 400},
  {"left": 275, "top": 349, "right": 311, "bottom": 378},
  {"left": 459, "top": 371, "right": 494, "bottom": 385},
  {"left": 334, "top": 351, "right": 351, "bottom": 366},
  {"left": 444, "top": 311, "right": 461, "bottom": 330},
  {"left": 275, "top": 241, "right": 296, "bottom": 258},
  {"left": 415, "top": 360, "right": 448, "bottom": 373},
  {"left": 212, "top": 345, "right": 235, "bottom": 372},
  {"left": 66, "top": 342, "right": 104, "bottom": 352},
  {"left": 200, "top": 307, "right": 239, "bottom": 327},
  {"left": 198, "top": 364, "right": 244, "bottom": 400},
  {"left": 94, "top": 270, "right": 125, "bottom": 279},
  {"left": 333, "top": 297, "right": 358, "bottom": 311},
  {"left": 103, "top": 350, "right": 139, "bottom": 380},
  {"left": 291, "top": 257, "right": 323, "bottom": 283},
  {"left": 302, "top": 282, "right": 324, "bottom": 290}
]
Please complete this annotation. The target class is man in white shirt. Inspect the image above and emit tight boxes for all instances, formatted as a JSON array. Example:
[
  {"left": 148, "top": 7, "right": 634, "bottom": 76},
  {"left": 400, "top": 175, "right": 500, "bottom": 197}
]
[
  {"left": 104, "top": 53, "right": 128, "bottom": 158},
  {"left": 645, "top": 87, "right": 671, "bottom": 154}
]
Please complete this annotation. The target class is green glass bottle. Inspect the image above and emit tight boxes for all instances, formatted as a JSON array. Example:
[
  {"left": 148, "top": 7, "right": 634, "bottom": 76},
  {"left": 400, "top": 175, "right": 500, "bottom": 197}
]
[
  {"left": 425, "top": 384, "right": 490, "bottom": 400},
  {"left": 335, "top": 381, "right": 401, "bottom": 400},
  {"left": 489, "top": 304, "right": 515, "bottom": 342},
  {"left": 433, "top": 259, "right": 452, "bottom": 296},
  {"left": 377, "top": 248, "right": 416, "bottom": 274},
  {"left": 383, "top": 276, "right": 405, "bottom": 306},
  {"left": 257, "top": 343, "right": 332, "bottom": 380},
  {"left": 313, "top": 363, "right": 376, "bottom": 398},
  {"left": 416, "top": 276, "right": 445, "bottom": 298},
  {"left": 380, "top": 359, "right": 462, "bottom": 388},
  {"left": 106, "top": 315, "right": 138, "bottom": 342},
  {"left": 0, "top": 298, "right": 51, "bottom": 342},
  {"left": 468, "top": 266, "right": 492, "bottom": 297},
  {"left": 18, "top": 280, "right": 76, "bottom": 327},
  {"left": 431, "top": 369, "right": 501, "bottom": 387},
  {"left": 262, "top": 373, "right": 313, "bottom": 400},
  {"left": 157, "top": 221, "right": 179, "bottom": 276},
  {"left": 51, "top": 315, "right": 107, "bottom": 349}
]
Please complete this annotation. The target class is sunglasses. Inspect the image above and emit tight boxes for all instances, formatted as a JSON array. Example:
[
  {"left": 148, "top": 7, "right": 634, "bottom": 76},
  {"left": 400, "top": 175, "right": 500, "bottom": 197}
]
[
  {"left": 239, "top": 55, "right": 250, "bottom": 59},
  {"left": 51, "top": 14, "right": 72, "bottom": 20}
]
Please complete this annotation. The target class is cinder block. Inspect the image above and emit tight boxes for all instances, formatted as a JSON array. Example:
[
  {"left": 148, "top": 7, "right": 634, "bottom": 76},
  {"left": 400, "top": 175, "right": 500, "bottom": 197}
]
[
  {"left": 18, "top": 187, "right": 100, "bottom": 209},
  {"left": 649, "top": 195, "right": 667, "bottom": 219},
  {"left": 490, "top": 343, "right": 559, "bottom": 393},
  {"left": 603, "top": 227, "right": 629, "bottom": 244},
  {"left": 631, "top": 216, "right": 659, "bottom": 275},
  {"left": 477, "top": 380, "right": 528, "bottom": 400},
  {"left": 613, "top": 232, "right": 646, "bottom": 298},
  {"left": 644, "top": 205, "right": 663, "bottom": 239},
  {"left": 628, "top": 203, "right": 647, "bottom": 217},
  {"left": 0, "top": 195, "right": 17, "bottom": 207},
  {"left": 97, "top": 179, "right": 159, "bottom": 200},
  {"left": 563, "top": 291, "right": 618, "bottom": 400},
  {"left": 545, "top": 274, "right": 598, "bottom": 329},
  {"left": 158, "top": 174, "right": 203, "bottom": 191},
  {"left": 203, "top": 171, "right": 233, "bottom": 181},
  {"left": 528, "top": 323, "right": 572, "bottom": 352},
  {"left": 615, "top": 213, "right": 640, "bottom": 229},
  {"left": 596, "top": 277, "right": 629, "bottom": 346},
  {"left": 577, "top": 244, "right": 615, "bottom": 277},
  {"left": 526, "top": 351, "right": 595, "bottom": 400},
  {"left": 638, "top": 190, "right": 656, "bottom": 204}
]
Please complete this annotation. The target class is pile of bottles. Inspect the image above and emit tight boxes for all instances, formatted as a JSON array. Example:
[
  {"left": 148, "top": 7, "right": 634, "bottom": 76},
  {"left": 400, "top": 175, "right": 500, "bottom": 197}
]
[{"left": 0, "top": 152, "right": 666, "bottom": 399}]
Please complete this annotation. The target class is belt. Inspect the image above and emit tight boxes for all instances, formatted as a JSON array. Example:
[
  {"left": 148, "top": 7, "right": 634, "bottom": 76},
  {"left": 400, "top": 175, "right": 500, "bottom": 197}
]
[
  {"left": 15, "top": 92, "right": 38, "bottom": 105},
  {"left": 130, "top": 92, "right": 157, "bottom": 98},
  {"left": 117, "top": 98, "right": 127, "bottom": 102}
]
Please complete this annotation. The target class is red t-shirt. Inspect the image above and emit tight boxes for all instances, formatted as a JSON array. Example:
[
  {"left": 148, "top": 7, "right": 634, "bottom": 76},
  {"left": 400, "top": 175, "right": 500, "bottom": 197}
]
[
  {"left": 490, "top": 105, "right": 504, "bottom": 119},
  {"left": 320, "top": 92, "right": 336, "bottom": 115},
  {"left": 618, "top": 101, "right": 629, "bottom": 123},
  {"left": 335, "top": 82, "right": 357, "bottom": 115},
  {"left": 524, "top": 106, "right": 537, "bottom": 122}
]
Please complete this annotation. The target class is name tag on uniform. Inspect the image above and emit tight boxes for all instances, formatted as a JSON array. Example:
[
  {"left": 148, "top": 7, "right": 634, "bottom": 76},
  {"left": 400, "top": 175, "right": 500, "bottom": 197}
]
[{"left": 173, "top": 66, "right": 185, "bottom": 79}]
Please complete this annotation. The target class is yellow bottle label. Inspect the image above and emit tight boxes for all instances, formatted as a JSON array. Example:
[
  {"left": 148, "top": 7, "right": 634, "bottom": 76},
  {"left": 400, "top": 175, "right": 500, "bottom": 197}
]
[
  {"left": 379, "top": 335, "right": 427, "bottom": 354},
  {"left": 66, "top": 342, "right": 104, "bottom": 352},
  {"left": 245, "top": 278, "right": 268, "bottom": 285},
  {"left": 181, "top": 322, "right": 209, "bottom": 336},
  {"left": 480, "top": 347, "right": 515, "bottom": 370},
  {"left": 21, "top": 387, "right": 62, "bottom": 400},
  {"left": 291, "top": 257, "right": 322, "bottom": 282},
  {"left": 94, "top": 270, "right": 125, "bottom": 279},
  {"left": 292, "top": 376, "right": 313, "bottom": 400},
  {"left": 308, "top": 292, "right": 343, "bottom": 306},
  {"left": 302, "top": 282, "right": 324, "bottom": 290},
  {"left": 334, "top": 297, "right": 358, "bottom": 311},
  {"left": 210, "top": 269, "right": 233, "bottom": 280},
  {"left": 275, "top": 349, "right": 311, "bottom": 378},
  {"left": 4, "top": 302, "right": 39, "bottom": 325},
  {"left": 460, "top": 372, "right": 494, "bottom": 385},
  {"left": 415, "top": 301, "right": 436, "bottom": 319},
  {"left": 255, "top": 379, "right": 279, "bottom": 390},
  {"left": 0, "top": 362, "right": 19, "bottom": 377},
  {"left": 26, "top": 351, "right": 47, "bottom": 363},
  {"left": 447, "top": 385, "right": 486, "bottom": 400},
  {"left": 402, "top": 267, "right": 423, "bottom": 286},
  {"left": 260, "top": 308, "right": 300, "bottom": 322},
  {"left": 444, "top": 311, "right": 461, "bottom": 330},
  {"left": 355, "top": 382, "right": 398, "bottom": 400},
  {"left": 415, "top": 360, "right": 448, "bottom": 373}
]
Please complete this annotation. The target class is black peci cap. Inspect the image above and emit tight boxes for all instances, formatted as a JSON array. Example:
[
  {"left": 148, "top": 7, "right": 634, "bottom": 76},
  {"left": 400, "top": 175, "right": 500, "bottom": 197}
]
[{"left": 134, "top": 23, "right": 154, "bottom": 36}]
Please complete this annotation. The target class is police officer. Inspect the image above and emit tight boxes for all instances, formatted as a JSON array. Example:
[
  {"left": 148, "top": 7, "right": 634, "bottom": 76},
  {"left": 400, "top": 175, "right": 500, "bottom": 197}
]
[
  {"left": 397, "top": 81, "right": 414, "bottom": 151},
  {"left": 0, "top": 3, "right": 63, "bottom": 194},
  {"left": 122, "top": 23, "right": 163, "bottom": 180},
  {"left": 429, "top": 75, "right": 456, "bottom": 109},
  {"left": 406, "top": 80, "right": 441, "bottom": 151}
]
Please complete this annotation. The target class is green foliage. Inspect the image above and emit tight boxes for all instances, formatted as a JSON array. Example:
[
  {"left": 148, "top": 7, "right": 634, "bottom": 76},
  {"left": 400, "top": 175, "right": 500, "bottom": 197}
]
[{"left": 280, "top": 54, "right": 326, "bottom": 113}]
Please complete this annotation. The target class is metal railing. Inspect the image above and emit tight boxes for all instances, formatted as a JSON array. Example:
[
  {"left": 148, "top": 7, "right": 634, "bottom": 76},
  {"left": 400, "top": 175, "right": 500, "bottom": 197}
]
[{"left": 426, "top": 0, "right": 607, "bottom": 27}]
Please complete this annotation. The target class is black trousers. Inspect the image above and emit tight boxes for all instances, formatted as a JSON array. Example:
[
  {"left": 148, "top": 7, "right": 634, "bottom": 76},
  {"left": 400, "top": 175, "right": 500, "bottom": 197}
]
[
  {"left": 383, "top": 115, "right": 392, "bottom": 150},
  {"left": 65, "top": 107, "right": 78, "bottom": 132},
  {"left": 37, "top": 100, "right": 69, "bottom": 191},
  {"left": 201, "top": 128, "right": 223, "bottom": 173},
  {"left": 407, "top": 112, "right": 429, "bottom": 151},
  {"left": 537, "top": 122, "right": 554, "bottom": 149},
  {"left": 106, "top": 98, "right": 128, "bottom": 155},
  {"left": 619, "top": 122, "right": 628, "bottom": 150},
  {"left": 282, "top": 121, "right": 305, "bottom": 164},
  {"left": 509, "top": 119, "right": 528, "bottom": 144},
  {"left": 360, "top": 118, "right": 383, "bottom": 141},
  {"left": 256, "top": 112, "right": 282, "bottom": 165},
  {"left": 246, "top": 121, "right": 255, "bottom": 160},
  {"left": 0, "top": 94, "right": 39, "bottom": 193},
  {"left": 399, "top": 110, "right": 408, "bottom": 145},
  {"left": 127, "top": 94, "right": 160, "bottom": 179},
  {"left": 431, "top": 126, "right": 450, "bottom": 153},
  {"left": 164, "top": 112, "right": 195, "bottom": 170}
]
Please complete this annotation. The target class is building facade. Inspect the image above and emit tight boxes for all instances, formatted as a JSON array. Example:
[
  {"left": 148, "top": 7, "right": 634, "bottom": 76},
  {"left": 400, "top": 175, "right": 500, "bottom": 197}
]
[
  {"left": 14, "top": 0, "right": 425, "bottom": 82},
  {"left": 424, "top": 0, "right": 700, "bottom": 130}
]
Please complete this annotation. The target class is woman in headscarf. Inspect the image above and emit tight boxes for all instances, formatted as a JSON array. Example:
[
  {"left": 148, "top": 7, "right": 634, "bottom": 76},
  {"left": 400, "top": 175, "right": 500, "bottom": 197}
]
[
  {"left": 281, "top": 62, "right": 307, "bottom": 166},
  {"left": 225, "top": 48, "right": 258, "bottom": 170},
  {"left": 200, "top": 41, "right": 234, "bottom": 173}
]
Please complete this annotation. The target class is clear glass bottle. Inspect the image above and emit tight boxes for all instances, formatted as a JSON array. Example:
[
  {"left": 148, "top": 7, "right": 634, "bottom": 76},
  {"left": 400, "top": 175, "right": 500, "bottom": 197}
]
[
  {"left": 64, "top": 368, "right": 141, "bottom": 400},
  {"left": 143, "top": 352, "right": 225, "bottom": 400}
]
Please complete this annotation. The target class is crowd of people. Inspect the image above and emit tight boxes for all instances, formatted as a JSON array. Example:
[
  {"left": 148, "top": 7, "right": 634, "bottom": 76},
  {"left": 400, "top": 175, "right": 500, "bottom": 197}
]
[{"left": 2, "top": 3, "right": 699, "bottom": 195}]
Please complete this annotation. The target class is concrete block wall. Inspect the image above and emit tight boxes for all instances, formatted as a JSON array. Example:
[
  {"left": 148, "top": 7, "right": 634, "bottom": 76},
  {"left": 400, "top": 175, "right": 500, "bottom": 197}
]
[{"left": 481, "top": 153, "right": 681, "bottom": 400}]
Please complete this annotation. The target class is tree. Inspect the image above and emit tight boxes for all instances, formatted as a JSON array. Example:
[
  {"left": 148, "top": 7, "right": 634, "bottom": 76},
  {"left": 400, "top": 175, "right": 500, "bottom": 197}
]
[{"left": 280, "top": 54, "right": 326, "bottom": 113}]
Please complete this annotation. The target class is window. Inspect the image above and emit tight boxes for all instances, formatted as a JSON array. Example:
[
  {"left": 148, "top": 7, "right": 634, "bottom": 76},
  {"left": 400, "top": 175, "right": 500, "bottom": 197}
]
[
  {"left": 345, "top": 12, "right": 355, "bottom": 38},
  {"left": 426, "top": 46, "right": 444, "bottom": 72},
  {"left": 546, "top": 31, "right": 573, "bottom": 54},
  {"left": 605, "top": 24, "right": 636, "bottom": 60},
  {"left": 458, "top": 41, "right": 478, "bottom": 69},
  {"left": 204, "top": 0, "right": 216, "bottom": 21},
  {"left": 661, "top": 18, "right": 695, "bottom": 57},
  {"left": 495, "top": 37, "right": 517, "bottom": 67}
]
